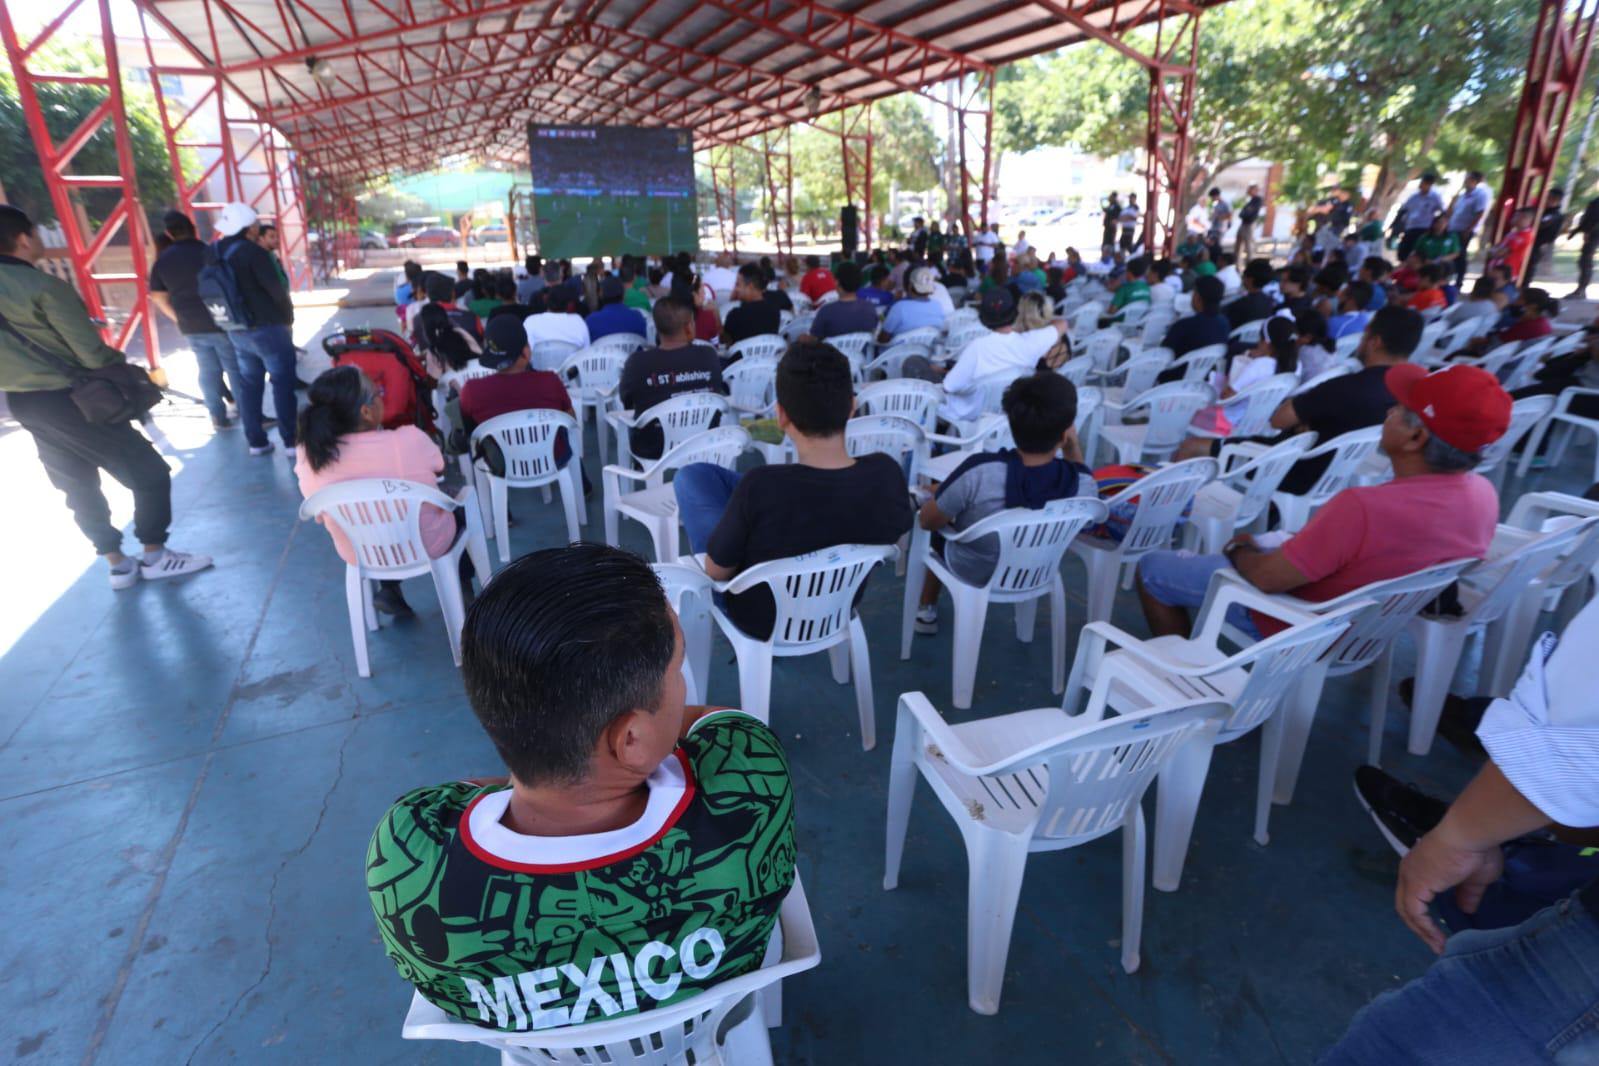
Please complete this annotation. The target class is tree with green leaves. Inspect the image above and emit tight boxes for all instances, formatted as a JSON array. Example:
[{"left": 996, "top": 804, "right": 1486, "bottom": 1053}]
[{"left": 0, "top": 42, "right": 183, "bottom": 232}]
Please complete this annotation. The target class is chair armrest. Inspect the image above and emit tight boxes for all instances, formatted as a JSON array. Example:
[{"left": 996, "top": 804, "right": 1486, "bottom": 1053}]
[
  {"left": 1503, "top": 490, "right": 1599, "bottom": 530},
  {"left": 925, "top": 414, "right": 1003, "bottom": 451},
  {"left": 1191, "top": 566, "right": 1320, "bottom": 650},
  {"left": 601, "top": 462, "right": 651, "bottom": 485},
  {"left": 1554, "top": 388, "right": 1599, "bottom": 416},
  {"left": 1216, "top": 440, "right": 1269, "bottom": 474},
  {"left": 896, "top": 692, "right": 997, "bottom": 775}
]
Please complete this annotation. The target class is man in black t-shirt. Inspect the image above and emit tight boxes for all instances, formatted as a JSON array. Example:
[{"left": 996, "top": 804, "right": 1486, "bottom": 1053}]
[
  {"left": 1571, "top": 196, "right": 1599, "bottom": 299},
  {"left": 1162, "top": 275, "right": 1230, "bottom": 357},
  {"left": 1224, "top": 259, "right": 1278, "bottom": 330},
  {"left": 148, "top": 211, "right": 242, "bottom": 430},
  {"left": 618, "top": 296, "right": 726, "bottom": 460},
  {"left": 1236, "top": 184, "right": 1264, "bottom": 262},
  {"left": 721, "top": 264, "right": 781, "bottom": 346},
  {"left": 671, "top": 342, "right": 913, "bottom": 638}
]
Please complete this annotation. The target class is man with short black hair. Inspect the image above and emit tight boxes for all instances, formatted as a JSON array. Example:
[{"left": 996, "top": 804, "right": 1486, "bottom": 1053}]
[
  {"left": 0, "top": 204, "right": 212, "bottom": 589},
  {"left": 1236, "top": 183, "right": 1264, "bottom": 261},
  {"left": 804, "top": 261, "right": 877, "bottom": 341},
  {"left": 1162, "top": 274, "right": 1230, "bottom": 356},
  {"left": 1328, "top": 281, "right": 1375, "bottom": 338},
  {"left": 939, "top": 288, "right": 1069, "bottom": 423},
  {"left": 1446, "top": 171, "right": 1492, "bottom": 288},
  {"left": 1224, "top": 258, "right": 1277, "bottom": 329},
  {"left": 671, "top": 342, "right": 913, "bottom": 638},
  {"left": 523, "top": 283, "right": 590, "bottom": 352},
  {"left": 149, "top": 210, "right": 242, "bottom": 430},
  {"left": 367, "top": 543, "right": 796, "bottom": 1032},
  {"left": 720, "top": 264, "right": 781, "bottom": 345},
  {"left": 799, "top": 254, "right": 836, "bottom": 304},
  {"left": 1396, "top": 173, "right": 1447, "bottom": 261},
  {"left": 215, "top": 201, "right": 298, "bottom": 457},
  {"left": 585, "top": 276, "right": 647, "bottom": 341},
  {"left": 618, "top": 296, "right": 726, "bottom": 461}
]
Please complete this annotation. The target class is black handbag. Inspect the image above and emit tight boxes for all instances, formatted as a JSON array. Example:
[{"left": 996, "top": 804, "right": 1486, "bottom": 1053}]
[{"left": 0, "top": 310, "right": 163, "bottom": 423}]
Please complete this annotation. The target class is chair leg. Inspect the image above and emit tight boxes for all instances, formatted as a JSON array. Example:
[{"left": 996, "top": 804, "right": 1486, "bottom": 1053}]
[
  {"left": 1151, "top": 736, "right": 1215, "bottom": 893},
  {"left": 734, "top": 641, "right": 773, "bottom": 725},
  {"left": 848, "top": 617, "right": 876, "bottom": 751},
  {"left": 827, "top": 642, "right": 851, "bottom": 685},
  {"left": 361, "top": 578, "right": 379, "bottom": 632},
  {"left": 1254, "top": 710, "right": 1287, "bottom": 847},
  {"left": 1082, "top": 551, "right": 1118, "bottom": 625},
  {"left": 1366, "top": 635, "right": 1395, "bottom": 767},
  {"left": 1049, "top": 578, "right": 1068, "bottom": 696},
  {"left": 1516, "top": 416, "right": 1552, "bottom": 479},
  {"left": 431, "top": 558, "right": 466, "bottom": 667},
  {"left": 963, "top": 828, "right": 1031, "bottom": 1015},
  {"left": 900, "top": 545, "right": 926, "bottom": 661},
  {"left": 1121, "top": 805, "right": 1148, "bottom": 974},
  {"left": 949, "top": 586, "right": 991, "bottom": 711},
  {"left": 1407, "top": 624, "right": 1469, "bottom": 757},
  {"left": 1272, "top": 662, "right": 1330, "bottom": 806},
  {"left": 1481, "top": 601, "right": 1536, "bottom": 698},
  {"left": 883, "top": 704, "right": 919, "bottom": 890},
  {"left": 491, "top": 476, "right": 511, "bottom": 564},
  {"left": 1014, "top": 597, "right": 1038, "bottom": 643},
  {"left": 345, "top": 567, "right": 371, "bottom": 679},
  {"left": 683, "top": 605, "right": 712, "bottom": 709},
  {"left": 558, "top": 469, "right": 582, "bottom": 544}
]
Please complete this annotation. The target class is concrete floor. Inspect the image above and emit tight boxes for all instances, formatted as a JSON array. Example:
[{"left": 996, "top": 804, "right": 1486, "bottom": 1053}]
[{"left": 2, "top": 304, "right": 1592, "bottom": 1066}]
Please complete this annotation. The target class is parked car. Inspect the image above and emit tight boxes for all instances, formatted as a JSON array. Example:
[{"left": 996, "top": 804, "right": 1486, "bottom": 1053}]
[
  {"left": 471, "top": 223, "right": 508, "bottom": 245},
  {"left": 360, "top": 230, "right": 388, "bottom": 249},
  {"left": 396, "top": 227, "right": 458, "bottom": 248}
]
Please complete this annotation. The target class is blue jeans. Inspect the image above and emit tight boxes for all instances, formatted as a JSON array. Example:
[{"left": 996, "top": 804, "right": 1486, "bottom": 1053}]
[
  {"left": 1135, "top": 550, "right": 1261, "bottom": 639},
  {"left": 673, "top": 463, "right": 741, "bottom": 555},
  {"left": 1320, "top": 893, "right": 1599, "bottom": 1064},
  {"left": 231, "top": 324, "right": 298, "bottom": 449},
  {"left": 184, "top": 332, "right": 240, "bottom": 423}
]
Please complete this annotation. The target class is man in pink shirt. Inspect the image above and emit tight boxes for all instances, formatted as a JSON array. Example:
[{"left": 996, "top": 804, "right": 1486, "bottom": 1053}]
[{"left": 1136, "top": 363, "right": 1512, "bottom": 639}]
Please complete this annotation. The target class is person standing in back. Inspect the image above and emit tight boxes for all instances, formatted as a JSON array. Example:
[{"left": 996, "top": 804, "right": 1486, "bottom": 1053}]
[
  {"left": 148, "top": 210, "right": 241, "bottom": 431},
  {"left": 0, "top": 205, "right": 212, "bottom": 589},
  {"left": 214, "top": 202, "right": 298, "bottom": 458}
]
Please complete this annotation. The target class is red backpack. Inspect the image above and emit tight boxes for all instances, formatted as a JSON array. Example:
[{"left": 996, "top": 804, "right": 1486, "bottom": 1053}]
[{"left": 323, "top": 328, "right": 438, "bottom": 438}]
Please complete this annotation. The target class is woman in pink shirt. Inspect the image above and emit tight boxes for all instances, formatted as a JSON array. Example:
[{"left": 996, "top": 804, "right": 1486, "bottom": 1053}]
[{"left": 294, "top": 365, "right": 464, "bottom": 616}]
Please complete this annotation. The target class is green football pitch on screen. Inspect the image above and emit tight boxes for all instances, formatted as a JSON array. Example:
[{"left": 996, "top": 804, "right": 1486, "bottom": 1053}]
[
  {"left": 527, "top": 124, "right": 699, "bottom": 259},
  {"left": 532, "top": 193, "right": 699, "bottom": 260}
]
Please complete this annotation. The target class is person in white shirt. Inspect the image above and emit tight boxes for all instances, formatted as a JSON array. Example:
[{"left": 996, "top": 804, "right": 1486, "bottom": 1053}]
[
  {"left": 700, "top": 252, "right": 740, "bottom": 306},
  {"left": 1013, "top": 230, "right": 1032, "bottom": 258},
  {"left": 1214, "top": 253, "right": 1242, "bottom": 292},
  {"left": 974, "top": 224, "right": 999, "bottom": 265},
  {"left": 523, "top": 285, "right": 590, "bottom": 352},
  {"left": 938, "top": 288, "right": 1068, "bottom": 423}
]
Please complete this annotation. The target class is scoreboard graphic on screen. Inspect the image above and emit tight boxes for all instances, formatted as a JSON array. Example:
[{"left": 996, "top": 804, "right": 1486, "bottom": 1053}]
[{"left": 526, "top": 124, "right": 698, "bottom": 259}]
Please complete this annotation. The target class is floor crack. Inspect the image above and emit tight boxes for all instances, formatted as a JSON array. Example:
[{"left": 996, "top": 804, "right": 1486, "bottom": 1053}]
[{"left": 182, "top": 716, "right": 359, "bottom": 1065}]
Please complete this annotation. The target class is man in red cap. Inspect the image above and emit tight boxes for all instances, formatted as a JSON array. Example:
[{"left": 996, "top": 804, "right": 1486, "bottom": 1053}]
[{"left": 1137, "top": 362, "right": 1510, "bottom": 641}]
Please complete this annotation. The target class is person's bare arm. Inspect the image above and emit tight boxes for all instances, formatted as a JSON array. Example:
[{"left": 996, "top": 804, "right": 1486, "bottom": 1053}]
[
  {"left": 150, "top": 291, "right": 178, "bottom": 323},
  {"left": 1225, "top": 535, "right": 1310, "bottom": 594},
  {"left": 919, "top": 496, "right": 952, "bottom": 531},
  {"left": 1268, "top": 398, "right": 1301, "bottom": 432},
  {"left": 703, "top": 555, "right": 736, "bottom": 582},
  {"left": 1060, "top": 427, "right": 1085, "bottom": 464},
  {"left": 1398, "top": 762, "right": 1550, "bottom": 953}
]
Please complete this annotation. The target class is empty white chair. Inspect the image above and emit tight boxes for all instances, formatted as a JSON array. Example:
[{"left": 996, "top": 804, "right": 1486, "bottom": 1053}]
[
  {"left": 1480, "top": 493, "right": 1599, "bottom": 688},
  {"left": 652, "top": 561, "right": 715, "bottom": 704},
  {"left": 710, "top": 545, "right": 896, "bottom": 749},
  {"left": 434, "top": 361, "right": 496, "bottom": 482},
  {"left": 943, "top": 322, "right": 991, "bottom": 361},
  {"left": 529, "top": 338, "right": 580, "bottom": 373},
  {"left": 1167, "top": 342, "right": 1226, "bottom": 384},
  {"left": 1265, "top": 425, "right": 1383, "bottom": 532},
  {"left": 728, "top": 333, "right": 786, "bottom": 363},
  {"left": 299, "top": 480, "right": 491, "bottom": 679},
  {"left": 402, "top": 877, "right": 821, "bottom": 1064},
  {"left": 900, "top": 497, "right": 1108, "bottom": 708},
  {"left": 1138, "top": 308, "right": 1178, "bottom": 348},
  {"left": 1193, "top": 371, "right": 1299, "bottom": 440},
  {"left": 604, "top": 426, "right": 750, "bottom": 564},
  {"left": 856, "top": 378, "right": 942, "bottom": 430},
  {"left": 1185, "top": 435, "right": 1315, "bottom": 555},
  {"left": 1069, "top": 458, "right": 1219, "bottom": 624},
  {"left": 1477, "top": 393, "right": 1555, "bottom": 491},
  {"left": 1229, "top": 319, "right": 1266, "bottom": 346},
  {"left": 1056, "top": 354, "right": 1096, "bottom": 387},
  {"left": 1097, "top": 348, "right": 1172, "bottom": 414},
  {"left": 1517, "top": 387, "right": 1599, "bottom": 485},
  {"left": 1068, "top": 301, "right": 1106, "bottom": 337},
  {"left": 608, "top": 392, "right": 730, "bottom": 472},
  {"left": 560, "top": 345, "right": 627, "bottom": 463},
  {"left": 883, "top": 691, "right": 1229, "bottom": 1012},
  {"left": 1063, "top": 597, "right": 1364, "bottom": 889},
  {"left": 782, "top": 313, "right": 814, "bottom": 342},
  {"left": 724, "top": 358, "right": 778, "bottom": 418},
  {"left": 1112, "top": 301, "right": 1150, "bottom": 331},
  {"left": 471, "top": 409, "right": 586, "bottom": 561},
  {"left": 827, "top": 331, "right": 875, "bottom": 380},
  {"left": 1099, "top": 382, "right": 1215, "bottom": 465},
  {"left": 845, "top": 414, "right": 925, "bottom": 486},
  {"left": 1080, "top": 327, "right": 1124, "bottom": 373},
  {"left": 863, "top": 339, "right": 932, "bottom": 379},
  {"left": 1075, "top": 384, "right": 1104, "bottom": 462},
  {"left": 1397, "top": 523, "right": 1587, "bottom": 760}
]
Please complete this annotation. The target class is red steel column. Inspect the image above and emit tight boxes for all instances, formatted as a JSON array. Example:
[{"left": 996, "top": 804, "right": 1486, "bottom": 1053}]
[
  {"left": 1144, "top": 0, "right": 1200, "bottom": 257},
  {"left": 955, "top": 72, "right": 996, "bottom": 241},
  {"left": 1490, "top": 0, "right": 1599, "bottom": 283},
  {"left": 0, "top": 0, "right": 160, "bottom": 368}
]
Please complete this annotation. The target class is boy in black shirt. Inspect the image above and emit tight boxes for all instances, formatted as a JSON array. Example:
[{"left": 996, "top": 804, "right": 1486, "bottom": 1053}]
[
  {"left": 673, "top": 342, "right": 912, "bottom": 638},
  {"left": 721, "top": 264, "right": 781, "bottom": 346},
  {"left": 618, "top": 296, "right": 726, "bottom": 460}
]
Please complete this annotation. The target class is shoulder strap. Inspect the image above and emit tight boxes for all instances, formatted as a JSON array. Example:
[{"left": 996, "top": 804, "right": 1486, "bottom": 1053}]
[{"left": 0, "top": 306, "right": 82, "bottom": 380}]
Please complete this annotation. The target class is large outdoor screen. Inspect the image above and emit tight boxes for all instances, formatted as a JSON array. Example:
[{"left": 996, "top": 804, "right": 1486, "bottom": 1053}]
[{"left": 526, "top": 124, "right": 698, "bottom": 259}]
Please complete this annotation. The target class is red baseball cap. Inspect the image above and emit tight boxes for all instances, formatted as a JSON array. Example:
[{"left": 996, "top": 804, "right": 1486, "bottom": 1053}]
[{"left": 1384, "top": 363, "right": 1512, "bottom": 452}]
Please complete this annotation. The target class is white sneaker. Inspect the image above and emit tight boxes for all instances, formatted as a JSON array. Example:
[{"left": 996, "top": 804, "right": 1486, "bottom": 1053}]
[
  {"left": 109, "top": 563, "right": 140, "bottom": 591},
  {"left": 140, "top": 549, "right": 214, "bottom": 581},
  {"left": 914, "top": 604, "right": 938, "bottom": 635},
  {"left": 248, "top": 442, "right": 274, "bottom": 456}
]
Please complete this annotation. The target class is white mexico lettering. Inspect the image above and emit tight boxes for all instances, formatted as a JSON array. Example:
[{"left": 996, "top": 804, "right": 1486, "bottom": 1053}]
[
  {"left": 463, "top": 974, "right": 528, "bottom": 1029},
  {"left": 516, "top": 967, "right": 569, "bottom": 1029},
  {"left": 678, "top": 928, "right": 725, "bottom": 980},
  {"left": 632, "top": 941, "right": 681, "bottom": 1001},
  {"left": 562, "top": 956, "right": 623, "bottom": 1024}
]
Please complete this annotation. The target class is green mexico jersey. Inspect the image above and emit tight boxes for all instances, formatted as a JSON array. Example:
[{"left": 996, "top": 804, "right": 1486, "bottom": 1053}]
[{"left": 366, "top": 711, "right": 795, "bottom": 1030}]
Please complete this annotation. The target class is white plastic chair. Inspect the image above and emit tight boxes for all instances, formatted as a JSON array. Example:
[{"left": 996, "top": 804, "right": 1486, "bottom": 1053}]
[
  {"left": 604, "top": 427, "right": 750, "bottom": 564},
  {"left": 1195, "top": 371, "right": 1298, "bottom": 440},
  {"left": 1080, "top": 327, "right": 1124, "bottom": 373},
  {"left": 607, "top": 393, "right": 730, "bottom": 472},
  {"left": 1111, "top": 300, "right": 1150, "bottom": 331},
  {"left": 1291, "top": 361, "right": 1356, "bottom": 396},
  {"left": 863, "top": 339, "right": 932, "bottom": 379},
  {"left": 918, "top": 413, "right": 1014, "bottom": 484},
  {"left": 1138, "top": 308, "right": 1178, "bottom": 349},
  {"left": 471, "top": 409, "right": 586, "bottom": 561},
  {"left": 1068, "top": 301, "right": 1106, "bottom": 337},
  {"left": 724, "top": 358, "right": 778, "bottom": 418},
  {"left": 434, "top": 361, "right": 497, "bottom": 482},
  {"left": 1517, "top": 387, "right": 1599, "bottom": 484},
  {"left": 899, "top": 497, "right": 1108, "bottom": 708},
  {"left": 1075, "top": 384, "right": 1104, "bottom": 463},
  {"left": 883, "top": 692, "right": 1229, "bottom": 1012},
  {"left": 402, "top": 877, "right": 821, "bottom": 1065},
  {"left": 727, "top": 334, "right": 786, "bottom": 363},
  {"left": 1184, "top": 435, "right": 1318, "bottom": 553},
  {"left": 1055, "top": 354, "right": 1096, "bottom": 387},
  {"left": 856, "top": 378, "right": 942, "bottom": 431},
  {"left": 845, "top": 414, "right": 925, "bottom": 486},
  {"left": 1476, "top": 393, "right": 1555, "bottom": 491},
  {"left": 1229, "top": 319, "right": 1266, "bottom": 346},
  {"left": 1333, "top": 332, "right": 1363, "bottom": 361},
  {"left": 652, "top": 562, "right": 715, "bottom": 705},
  {"left": 943, "top": 323, "right": 991, "bottom": 361},
  {"left": 827, "top": 331, "right": 875, "bottom": 380},
  {"left": 298, "top": 480, "right": 490, "bottom": 679},
  {"left": 1098, "top": 382, "right": 1215, "bottom": 465},
  {"left": 1062, "top": 593, "right": 1364, "bottom": 887},
  {"left": 591, "top": 332, "right": 646, "bottom": 357},
  {"left": 530, "top": 338, "right": 581, "bottom": 373},
  {"left": 1397, "top": 522, "right": 1588, "bottom": 759},
  {"left": 560, "top": 346, "right": 627, "bottom": 464},
  {"left": 1266, "top": 425, "right": 1383, "bottom": 532},
  {"left": 710, "top": 544, "right": 896, "bottom": 749},
  {"left": 1167, "top": 342, "right": 1226, "bottom": 384},
  {"left": 1069, "top": 458, "right": 1219, "bottom": 624},
  {"left": 781, "top": 313, "right": 814, "bottom": 342},
  {"left": 1096, "top": 348, "right": 1172, "bottom": 414}
]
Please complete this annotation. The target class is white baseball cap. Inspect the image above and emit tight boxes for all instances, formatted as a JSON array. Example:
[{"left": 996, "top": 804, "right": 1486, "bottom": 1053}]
[
  {"left": 216, "top": 202, "right": 258, "bottom": 237},
  {"left": 907, "top": 266, "right": 936, "bottom": 296}
]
